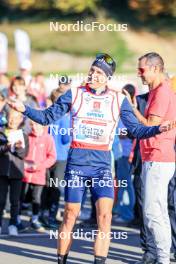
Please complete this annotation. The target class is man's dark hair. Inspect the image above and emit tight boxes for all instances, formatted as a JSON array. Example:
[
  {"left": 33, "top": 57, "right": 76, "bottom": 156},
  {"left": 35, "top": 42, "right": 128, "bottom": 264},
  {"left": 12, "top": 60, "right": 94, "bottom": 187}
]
[
  {"left": 58, "top": 75, "right": 72, "bottom": 86},
  {"left": 13, "top": 75, "right": 25, "bottom": 86},
  {"left": 123, "top": 84, "right": 136, "bottom": 99},
  {"left": 139, "top": 52, "right": 164, "bottom": 72}
]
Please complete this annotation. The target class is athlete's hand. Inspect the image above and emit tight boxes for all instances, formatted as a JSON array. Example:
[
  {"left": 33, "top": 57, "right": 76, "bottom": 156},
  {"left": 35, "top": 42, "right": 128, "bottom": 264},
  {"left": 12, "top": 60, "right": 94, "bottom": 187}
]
[
  {"left": 7, "top": 98, "right": 25, "bottom": 113},
  {"left": 159, "top": 120, "right": 176, "bottom": 132},
  {"left": 123, "top": 89, "right": 137, "bottom": 108},
  {"left": 123, "top": 89, "right": 132, "bottom": 105}
]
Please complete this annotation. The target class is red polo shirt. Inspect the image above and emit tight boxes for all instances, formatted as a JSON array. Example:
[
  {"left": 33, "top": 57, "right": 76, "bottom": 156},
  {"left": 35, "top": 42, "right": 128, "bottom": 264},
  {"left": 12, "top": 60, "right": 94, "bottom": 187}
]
[{"left": 140, "top": 80, "right": 176, "bottom": 162}]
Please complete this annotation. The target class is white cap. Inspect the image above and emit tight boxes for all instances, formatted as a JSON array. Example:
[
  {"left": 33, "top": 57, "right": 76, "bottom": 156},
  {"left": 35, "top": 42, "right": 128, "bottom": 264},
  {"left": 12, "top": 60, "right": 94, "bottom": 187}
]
[{"left": 20, "top": 59, "right": 32, "bottom": 70}]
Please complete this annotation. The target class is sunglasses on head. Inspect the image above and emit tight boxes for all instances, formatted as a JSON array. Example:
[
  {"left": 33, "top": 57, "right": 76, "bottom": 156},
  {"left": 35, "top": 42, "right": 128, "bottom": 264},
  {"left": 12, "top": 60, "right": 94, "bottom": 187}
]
[{"left": 96, "top": 53, "right": 114, "bottom": 65}]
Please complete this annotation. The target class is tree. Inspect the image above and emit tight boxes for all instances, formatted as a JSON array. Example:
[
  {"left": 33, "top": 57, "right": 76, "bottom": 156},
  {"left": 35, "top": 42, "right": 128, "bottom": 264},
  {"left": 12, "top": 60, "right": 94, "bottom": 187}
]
[{"left": 128, "top": 0, "right": 176, "bottom": 18}]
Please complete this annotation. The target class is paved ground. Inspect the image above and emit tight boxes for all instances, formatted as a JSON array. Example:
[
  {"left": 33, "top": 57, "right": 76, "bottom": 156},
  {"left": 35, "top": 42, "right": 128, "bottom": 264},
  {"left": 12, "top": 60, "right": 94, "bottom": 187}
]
[
  {"left": 1, "top": 197, "right": 176, "bottom": 264},
  {"left": 0, "top": 221, "right": 176, "bottom": 264},
  {"left": 0, "top": 223, "right": 146, "bottom": 264}
]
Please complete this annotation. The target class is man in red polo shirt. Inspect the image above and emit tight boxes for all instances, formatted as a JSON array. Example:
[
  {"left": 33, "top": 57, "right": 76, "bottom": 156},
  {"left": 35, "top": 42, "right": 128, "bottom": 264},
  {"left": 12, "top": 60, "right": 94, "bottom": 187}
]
[{"left": 127, "top": 52, "right": 176, "bottom": 264}]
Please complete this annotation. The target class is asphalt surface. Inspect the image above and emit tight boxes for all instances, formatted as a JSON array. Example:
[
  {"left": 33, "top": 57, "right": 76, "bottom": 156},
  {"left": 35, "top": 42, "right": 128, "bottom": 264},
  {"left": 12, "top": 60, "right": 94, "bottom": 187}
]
[
  {"left": 0, "top": 219, "right": 176, "bottom": 264},
  {"left": 0, "top": 197, "right": 176, "bottom": 264}
]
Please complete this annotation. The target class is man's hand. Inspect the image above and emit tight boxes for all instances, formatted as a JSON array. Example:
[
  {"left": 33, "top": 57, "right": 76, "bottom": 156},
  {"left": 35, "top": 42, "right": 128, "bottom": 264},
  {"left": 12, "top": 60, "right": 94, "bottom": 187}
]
[
  {"left": 7, "top": 98, "right": 25, "bottom": 113},
  {"left": 159, "top": 120, "right": 176, "bottom": 132}
]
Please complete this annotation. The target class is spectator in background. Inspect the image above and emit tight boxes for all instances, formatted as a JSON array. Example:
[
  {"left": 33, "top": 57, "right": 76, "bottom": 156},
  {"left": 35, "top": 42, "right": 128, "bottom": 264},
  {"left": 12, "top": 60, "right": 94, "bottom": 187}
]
[
  {"left": 20, "top": 120, "right": 56, "bottom": 232},
  {"left": 113, "top": 84, "right": 136, "bottom": 223},
  {"left": 57, "top": 75, "right": 72, "bottom": 94},
  {"left": 130, "top": 92, "right": 154, "bottom": 260},
  {"left": 9, "top": 76, "right": 38, "bottom": 133},
  {"left": 0, "top": 74, "right": 9, "bottom": 128},
  {"left": 28, "top": 72, "right": 47, "bottom": 108},
  {"left": 0, "top": 73, "right": 10, "bottom": 90},
  {"left": 40, "top": 77, "right": 71, "bottom": 229},
  {"left": 19, "top": 59, "right": 32, "bottom": 86},
  {"left": 0, "top": 109, "right": 29, "bottom": 236},
  {"left": 171, "top": 76, "right": 176, "bottom": 93},
  {"left": 0, "top": 88, "right": 8, "bottom": 128},
  {"left": 168, "top": 77, "right": 176, "bottom": 260},
  {"left": 168, "top": 167, "right": 176, "bottom": 261},
  {"left": 112, "top": 128, "right": 122, "bottom": 215},
  {"left": 9, "top": 76, "right": 37, "bottom": 108}
]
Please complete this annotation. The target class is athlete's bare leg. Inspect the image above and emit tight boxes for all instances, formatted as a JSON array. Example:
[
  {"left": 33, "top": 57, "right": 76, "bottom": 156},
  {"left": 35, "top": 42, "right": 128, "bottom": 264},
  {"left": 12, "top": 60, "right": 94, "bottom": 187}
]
[
  {"left": 57, "top": 202, "right": 81, "bottom": 255},
  {"left": 94, "top": 197, "right": 113, "bottom": 257}
]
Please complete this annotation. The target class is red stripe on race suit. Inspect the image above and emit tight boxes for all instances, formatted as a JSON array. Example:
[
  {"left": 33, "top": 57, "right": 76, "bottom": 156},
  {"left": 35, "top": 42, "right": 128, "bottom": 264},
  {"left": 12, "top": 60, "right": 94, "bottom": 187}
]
[
  {"left": 71, "top": 141, "right": 110, "bottom": 151},
  {"left": 82, "top": 120, "right": 107, "bottom": 126}
]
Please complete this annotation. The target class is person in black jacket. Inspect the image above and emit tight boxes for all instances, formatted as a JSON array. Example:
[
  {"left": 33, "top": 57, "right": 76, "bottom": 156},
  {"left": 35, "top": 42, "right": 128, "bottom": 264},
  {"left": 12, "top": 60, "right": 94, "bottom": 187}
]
[{"left": 0, "top": 109, "right": 29, "bottom": 236}]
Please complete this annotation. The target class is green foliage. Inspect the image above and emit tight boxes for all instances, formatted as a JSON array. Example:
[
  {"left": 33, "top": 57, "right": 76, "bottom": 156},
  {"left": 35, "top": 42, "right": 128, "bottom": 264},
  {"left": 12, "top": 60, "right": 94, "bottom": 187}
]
[
  {"left": 2, "top": 0, "right": 99, "bottom": 13},
  {"left": 2, "top": 0, "right": 176, "bottom": 18},
  {"left": 0, "top": 20, "right": 132, "bottom": 70},
  {"left": 54, "top": 0, "right": 99, "bottom": 14},
  {"left": 129, "top": 0, "right": 176, "bottom": 18}
]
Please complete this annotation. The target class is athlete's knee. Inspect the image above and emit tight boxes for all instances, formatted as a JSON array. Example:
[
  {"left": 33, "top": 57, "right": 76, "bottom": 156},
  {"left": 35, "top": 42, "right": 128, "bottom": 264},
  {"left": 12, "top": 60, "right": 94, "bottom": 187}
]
[
  {"left": 97, "top": 212, "right": 112, "bottom": 228},
  {"left": 63, "top": 206, "right": 79, "bottom": 226}
]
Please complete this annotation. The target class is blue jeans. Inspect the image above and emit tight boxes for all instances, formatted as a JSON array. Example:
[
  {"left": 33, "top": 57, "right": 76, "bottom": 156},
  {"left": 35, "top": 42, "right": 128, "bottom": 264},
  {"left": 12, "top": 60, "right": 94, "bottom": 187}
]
[
  {"left": 114, "top": 156, "right": 135, "bottom": 221},
  {"left": 168, "top": 169, "right": 176, "bottom": 253}
]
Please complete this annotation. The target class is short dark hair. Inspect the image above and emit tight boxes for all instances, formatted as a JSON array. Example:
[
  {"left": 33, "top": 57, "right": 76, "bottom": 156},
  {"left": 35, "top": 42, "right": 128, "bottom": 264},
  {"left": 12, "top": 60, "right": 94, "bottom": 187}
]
[
  {"left": 12, "top": 76, "right": 25, "bottom": 86},
  {"left": 123, "top": 84, "right": 136, "bottom": 99},
  {"left": 139, "top": 52, "right": 164, "bottom": 72},
  {"left": 10, "top": 76, "right": 25, "bottom": 94},
  {"left": 58, "top": 75, "right": 72, "bottom": 86},
  {"left": 50, "top": 89, "right": 62, "bottom": 103}
]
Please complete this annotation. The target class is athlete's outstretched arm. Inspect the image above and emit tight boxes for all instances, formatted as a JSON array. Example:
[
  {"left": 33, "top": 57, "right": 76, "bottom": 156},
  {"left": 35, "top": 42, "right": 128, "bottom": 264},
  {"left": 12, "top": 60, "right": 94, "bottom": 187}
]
[
  {"left": 120, "top": 97, "right": 161, "bottom": 140},
  {"left": 8, "top": 89, "right": 72, "bottom": 126}
]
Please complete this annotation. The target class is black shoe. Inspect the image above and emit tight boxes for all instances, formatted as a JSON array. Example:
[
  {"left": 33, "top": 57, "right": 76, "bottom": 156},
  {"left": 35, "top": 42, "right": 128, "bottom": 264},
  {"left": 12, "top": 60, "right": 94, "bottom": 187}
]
[
  {"left": 31, "top": 220, "right": 46, "bottom": 233},
  {"left": 48, "top": 219, "right": 62, "bottom": 229},
  {"left": 135, "top": 255, "right": 157, "bottom": 264},
  {"left": 127, "top": 218, "right": 140, "bottom": 228},
  {"left": 16, "top": 222, "right": 28, "bottom": 232},
  {"left": 39, "top": 215, "right": 50, "bottom": 228},
  {"left": 174, "top": 253, "right": 176, "bottom": 260}
]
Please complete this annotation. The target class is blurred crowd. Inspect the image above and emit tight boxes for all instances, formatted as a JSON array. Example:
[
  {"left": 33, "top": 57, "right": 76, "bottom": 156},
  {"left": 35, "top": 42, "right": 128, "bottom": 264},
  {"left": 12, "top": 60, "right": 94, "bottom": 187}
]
[
  {"left": 0, "top": 61, "right": 72, "bottom": 234},
  {"left": 0, "top": 59, "right": 176, "bottom": 261}
]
